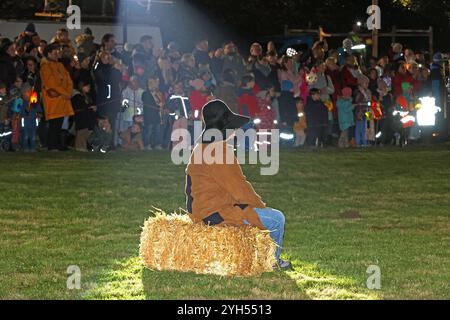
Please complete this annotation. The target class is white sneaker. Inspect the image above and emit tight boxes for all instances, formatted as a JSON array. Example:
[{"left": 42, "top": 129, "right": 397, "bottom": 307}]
[{"left": 145, "top": 146, "right": 153, "bottom": 151}]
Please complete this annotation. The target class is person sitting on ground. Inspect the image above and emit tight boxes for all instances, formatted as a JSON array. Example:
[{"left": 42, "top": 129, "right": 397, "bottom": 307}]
[
  {"left": 185, "top": 99, "right": 292, "bottom": 270},
  {"left": 87, "top": 116, "right": 112, "bottom": 152},
  {"left": 120, "top": 122, "right": 144, "bottom": 152}
]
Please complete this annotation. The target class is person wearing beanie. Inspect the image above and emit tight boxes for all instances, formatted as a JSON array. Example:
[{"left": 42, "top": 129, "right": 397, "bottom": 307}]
[
  {"left": 17, "top": 23, "right": 38, "bottom": 48},
  {"left": 336, "top": 87, "right": 355, "bottom": 148},
  {"left": 185, "top": 99, "right": 292, "bottom": 270},
  {"left": 17, "top": 83, "right": 42, "bottom": 152}
]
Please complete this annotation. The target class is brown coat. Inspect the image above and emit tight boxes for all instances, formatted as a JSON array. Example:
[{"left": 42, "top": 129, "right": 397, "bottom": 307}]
[
  {"left": 40, "top": 58, "right": 74, "bottom": 120},
  {"left": 186, "top": 141, "right": 266, "bottom": 230}
]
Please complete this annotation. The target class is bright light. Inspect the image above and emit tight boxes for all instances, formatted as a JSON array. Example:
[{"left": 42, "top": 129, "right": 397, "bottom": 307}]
[
  {"left": 286, "top": 48, "right": 298, "bottom": 57},
  {"left": 30, "top": 91, "right": 38, "bottom": 104},
  {"left": 376, "top": 132, "right": 382, "bottom": 139},
  {"left": 351, "top": 44, "right": 366, "bottom": 50},
  {"left": 253, "top": 118, "right": 262, "bottom": 125},
  {"left": 298, "top": 112, "right": 304, "bottom": 118},
  {"left": 0, "top": 131, "right": 12, "bottom": 137},
  {"left": 416, "top": 97, "right": 441, "bottom": 126},
  {"left": 273, "top": 120, "right": 278, "bottom": 125},
  {"left": 356, "top": 21, "right": 362, "bottom": 27},
  {"left": 194, "top": 110, "right": 199, "bottom": 119},
  {"left": 280, "top": 133, "right": 295, "bottom": 140},
  {"left": 137, "top": 108, "right": 142, "bottom": 115}
]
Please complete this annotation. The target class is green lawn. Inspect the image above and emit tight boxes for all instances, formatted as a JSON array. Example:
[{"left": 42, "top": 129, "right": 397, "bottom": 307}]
[{"left": 0, "top": 145, "right": 449, "bottom": 300}]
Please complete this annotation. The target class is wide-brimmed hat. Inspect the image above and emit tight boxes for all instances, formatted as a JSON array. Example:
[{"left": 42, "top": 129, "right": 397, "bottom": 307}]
[{"left": 201, "top": 100, "right": 250, "bottom": 143}]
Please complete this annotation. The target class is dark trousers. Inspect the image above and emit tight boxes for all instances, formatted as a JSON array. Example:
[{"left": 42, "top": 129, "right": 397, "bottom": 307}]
[
  {"left": 38, "top": 119, "right": 48, "bottom": 147},
  {"left": 107, "top": 113, "right": 118, "bottom": 147},
  {"left": 47, "top": 117, "right": 64, "bottom": 150},
  {"left": 307, "top": 125, "right": 327, "bottom": 147}
]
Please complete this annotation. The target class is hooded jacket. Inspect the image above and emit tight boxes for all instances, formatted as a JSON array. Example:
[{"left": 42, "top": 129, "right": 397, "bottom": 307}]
[
  {"left": 0, "top": 52, "right": 17, "bottom": 88},
  {"left": 186, "top": 141, "right": 266, "bottom": 230},
  {"left": 94, "top": 62, "right": 122, "bottom": 117},
  {"left": 304, "top": 97, "right": 328, "bottom": 127},
  {"left": 336, "top": 97, "right": 355, "bottom": 131},
  {"left": 40, "top": 58, "right": 74, "bottom": 120}
]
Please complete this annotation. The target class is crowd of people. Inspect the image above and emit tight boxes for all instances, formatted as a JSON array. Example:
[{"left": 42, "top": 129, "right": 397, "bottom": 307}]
[{"left": 0, "top": 22, "right": 447, "bottom": 153}]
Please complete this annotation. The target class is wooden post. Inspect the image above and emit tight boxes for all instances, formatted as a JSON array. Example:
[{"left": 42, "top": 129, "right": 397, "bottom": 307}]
[
  {"left": 429, "top": 26, "right": 434, "bottom": 57},
  {"left": 372, "top": 0, "right": 379, "bottom": 58},
  {"left": 122, "top": 0, "right": 128, "bottom": 43},
  {"left": 392, "top": 25, "right": 396, "bottom": 45}
]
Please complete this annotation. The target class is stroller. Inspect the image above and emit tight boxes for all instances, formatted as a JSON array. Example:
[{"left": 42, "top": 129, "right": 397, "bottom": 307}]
[{"left": 0, "top": 123, "right": 12, "bottom": 152}]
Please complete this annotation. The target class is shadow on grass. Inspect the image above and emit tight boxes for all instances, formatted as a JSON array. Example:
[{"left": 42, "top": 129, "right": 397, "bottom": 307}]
[{"left": 83, "top": 255, "right": 379, "bottom": 300}]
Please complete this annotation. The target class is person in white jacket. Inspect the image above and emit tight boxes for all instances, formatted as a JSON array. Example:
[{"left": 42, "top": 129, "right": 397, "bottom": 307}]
[{"left": 120, "top": 76, "right": 144, "bottom": 134}]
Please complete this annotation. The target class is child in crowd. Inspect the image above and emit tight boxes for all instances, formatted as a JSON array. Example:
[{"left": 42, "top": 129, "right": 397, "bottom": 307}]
[
  {"left": 293, "top": 98, "right": 307, "bottom": 148},
  {"left": 0, "top": 83, "right": 12, "bottom": 151},
  {"left": 142, "top": 76, "right": 164, "bottom": 150},
  {"left": 121, "top": 76, "right": 144, "bottom": 133},
  {"left": 71, "top": 79, "right": 96, "bottom": 152},
  {"left": 255, "top": 89, "right": 276, "bottom": 130},
  {"left": 10, "top": 79, "right": 25, "bottom": 150},
  {"left": 278, "top": 80, "right": 297, "bottom": 127},
  {"left": 189, "top": 79, "right": 212, "bottom": 121},
  {"left": 237, "top": 74, "right": 259, "bottom": 118},
  {"left": 168, "top": 82, "right": 191, "bottom": 150},
  {"left": 120, "top": 122, "right": 144, "bottom": 151},
  {"left": 19, "top": 84, "right": 42, "bottom": 152},
  {"left": 198, "top": 63, "right": 217, "bottom": 92},
  {"left": 336, "top": 87, "right": 355, "bottom": 148},
  {"left": 87, "top": 117, "right": 113, "bottom": 152},
  {"left": 304, "top": 88, "right": 328, "bottom": 148},
  {"left": 354, "top": 75, "right": 372, "bottom": 147},
  {"left": 0, "top": 83, "right": 10, "bottom": 128},
  {"left": 237, "top": 74, "right": 260, "bottom": 150}
]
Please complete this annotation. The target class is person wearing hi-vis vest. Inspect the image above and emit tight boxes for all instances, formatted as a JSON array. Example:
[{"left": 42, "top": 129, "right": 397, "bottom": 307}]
[{"left": 185, "top": 99, "right": 292, "bottom": 270}]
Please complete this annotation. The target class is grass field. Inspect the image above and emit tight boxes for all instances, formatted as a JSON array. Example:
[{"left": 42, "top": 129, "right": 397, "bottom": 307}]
[{"left": 1, "top": 145, "right": 449, "bottom": 300}]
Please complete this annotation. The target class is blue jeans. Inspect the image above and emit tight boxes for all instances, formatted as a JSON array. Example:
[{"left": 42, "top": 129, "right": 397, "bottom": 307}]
[
  {"left": 246, "top": 208, "right": 286, "bottom": 260},
  {"left": 355, "top": 120, "right": 367, "bottom": 146},
  {"left": 22, "top": 124, "right": 37, "bottom": 151},
  {"left": 144, "top": 124, "right": 161, "bottom": 147}
]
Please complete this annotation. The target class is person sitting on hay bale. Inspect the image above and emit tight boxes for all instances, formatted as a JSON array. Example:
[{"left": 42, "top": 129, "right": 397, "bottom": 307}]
[{"left": 185, "top": 99, "right": 292, "bottom": 270}]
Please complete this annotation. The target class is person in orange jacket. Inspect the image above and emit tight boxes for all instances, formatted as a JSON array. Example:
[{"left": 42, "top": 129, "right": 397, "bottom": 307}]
[
  {"left": 185, "top": 99, "right": 291, "bottom": 270},
  {"left": 40, "top": 42, "right": 74, "bottom": 151}
]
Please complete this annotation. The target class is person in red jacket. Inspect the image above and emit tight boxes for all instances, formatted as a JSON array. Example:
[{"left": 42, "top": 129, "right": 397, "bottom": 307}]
[
  {"left": 188, "top": 79, "right": 213, "bottom": 120},
  {"left": 237, "top": 74, "right": 259, "bottom": 118},
  {"left": 341, "top": 55, "right": 361, "bottom": 91},
  {"left": 392, "top": 62, "right": 414, "bottom": 97}
]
